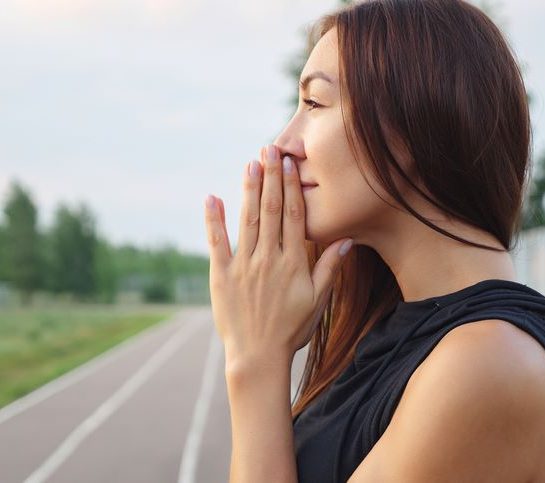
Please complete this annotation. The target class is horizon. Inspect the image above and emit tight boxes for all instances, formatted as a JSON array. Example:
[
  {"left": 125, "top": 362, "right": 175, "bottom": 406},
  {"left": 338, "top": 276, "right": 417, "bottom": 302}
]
[{"left": 1, "top": 0, "right": 544, "bottom": 258}]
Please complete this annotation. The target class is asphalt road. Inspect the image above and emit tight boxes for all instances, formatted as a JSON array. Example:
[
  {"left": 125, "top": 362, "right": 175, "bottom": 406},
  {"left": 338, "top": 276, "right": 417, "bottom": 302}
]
[{"left": 0, "top": 306, "right": 309, "bottom": 483}]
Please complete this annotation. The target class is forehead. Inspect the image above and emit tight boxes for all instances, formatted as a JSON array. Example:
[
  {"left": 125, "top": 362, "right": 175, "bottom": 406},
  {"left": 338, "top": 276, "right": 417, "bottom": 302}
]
[{"left": 301, "top": 28, "right": 339, "bottom": 82}]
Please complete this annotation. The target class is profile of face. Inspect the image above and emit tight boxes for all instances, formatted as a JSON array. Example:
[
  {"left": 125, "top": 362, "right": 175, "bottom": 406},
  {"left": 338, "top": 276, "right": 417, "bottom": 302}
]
[{"left": 274, "top": 27, "right": 402, "bottom": 247}]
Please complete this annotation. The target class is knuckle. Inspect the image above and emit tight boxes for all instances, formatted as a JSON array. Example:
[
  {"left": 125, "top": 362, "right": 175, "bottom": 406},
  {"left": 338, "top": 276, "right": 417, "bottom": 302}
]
[
  {"left": 264, "top": 163, "right": 280, "bottom": 176},
  {"left": 207, "top": 229, "right": 222, "bottom": 247},
  {"left": 251, "top": 251, "right": 273, "bottom": 271},
  {"left": 284, "top": 202, "right": 304, "bottom": 221},
  {"left": 282, "top": 255, "right": 299, "bottom": 274},
  {"left": 230, "top": 265, "right": 245, "bottom": 285},
  {"left": 245, "top": 210, "right": 260, "bottom": 227},
  {"left": 259, "top": 256, "right": 275, "bottom": 272},
  {"left": 263, "top": 197, "right": 282, "bottom": 215}
]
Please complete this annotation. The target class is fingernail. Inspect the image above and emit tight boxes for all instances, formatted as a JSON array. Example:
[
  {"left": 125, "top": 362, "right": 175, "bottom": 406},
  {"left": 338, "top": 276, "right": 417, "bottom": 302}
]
[
  {"left": 339, "top": 239, "right": 353, "bottom": 256},
  {"left": 266, "top": 144, "right": 277, "bottom": 164},
  {"left": 249, "top": 160, "right": 260, "bottom": 177},
  {"left": 206, "top": 194, "right": 216, "bottom": 209},
  {"left": 283, "top": 156, "right": 293, "bottom": 174}
]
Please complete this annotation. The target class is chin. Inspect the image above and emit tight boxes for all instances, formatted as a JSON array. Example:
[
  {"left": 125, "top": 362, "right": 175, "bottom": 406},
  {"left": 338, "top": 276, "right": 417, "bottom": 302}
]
[{"left": 303, "top": 222, "right": 345, "bottom": 247}]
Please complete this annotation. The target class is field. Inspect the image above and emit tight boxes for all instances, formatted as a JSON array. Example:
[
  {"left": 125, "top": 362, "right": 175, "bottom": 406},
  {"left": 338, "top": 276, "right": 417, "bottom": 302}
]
[{"left": 0, "top": 303, "right": 180, "bottom": 409}]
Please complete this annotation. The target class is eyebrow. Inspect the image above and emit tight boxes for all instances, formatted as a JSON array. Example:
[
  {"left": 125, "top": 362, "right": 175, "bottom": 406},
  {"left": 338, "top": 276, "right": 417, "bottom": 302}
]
[{"left": 298, "top": 70, "right": 335, "bottom": 90}]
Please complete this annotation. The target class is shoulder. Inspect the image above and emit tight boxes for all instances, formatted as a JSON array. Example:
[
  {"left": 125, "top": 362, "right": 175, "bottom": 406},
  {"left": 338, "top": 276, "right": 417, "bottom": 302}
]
[
  {"left": 347, "top": 319, "right": 545, "bottom": 483},
  {"left": 418, "top": 318, "right": 545, "bottom": 387}
]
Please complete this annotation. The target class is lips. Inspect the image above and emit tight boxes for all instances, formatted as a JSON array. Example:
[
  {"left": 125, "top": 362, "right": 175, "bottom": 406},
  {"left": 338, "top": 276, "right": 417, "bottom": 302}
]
[{"left": 300, "top": 181, "right": 318, "bottom": 187}]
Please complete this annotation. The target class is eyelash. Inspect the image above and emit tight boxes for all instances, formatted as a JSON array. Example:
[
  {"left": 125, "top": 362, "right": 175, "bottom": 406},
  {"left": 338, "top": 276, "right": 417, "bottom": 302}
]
[{"left": 303, "top": 98, "right": 321, "bottom": 111}]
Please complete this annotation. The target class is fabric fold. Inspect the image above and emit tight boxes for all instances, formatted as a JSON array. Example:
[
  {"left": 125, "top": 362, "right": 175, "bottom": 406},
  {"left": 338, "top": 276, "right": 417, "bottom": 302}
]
[{"left": 294, "top": 279, "right": 545, "bottom": 483}]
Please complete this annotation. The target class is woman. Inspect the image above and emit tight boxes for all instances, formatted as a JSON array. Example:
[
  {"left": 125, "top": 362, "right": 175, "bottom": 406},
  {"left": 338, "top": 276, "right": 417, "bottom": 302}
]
[{"left": 204, "top": 0, "right": 545, "bottom": 481}]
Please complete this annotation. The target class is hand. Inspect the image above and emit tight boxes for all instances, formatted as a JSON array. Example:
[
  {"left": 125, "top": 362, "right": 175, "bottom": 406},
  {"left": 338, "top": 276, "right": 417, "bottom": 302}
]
[{"left": 204, "top": 144, "right": 353, "bottom": 367}]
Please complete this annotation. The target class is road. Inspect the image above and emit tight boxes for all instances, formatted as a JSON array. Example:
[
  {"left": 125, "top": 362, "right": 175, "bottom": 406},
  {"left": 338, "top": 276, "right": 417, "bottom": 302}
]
[{"left": 0, "top": 306, "right": 309, "bottom": 483}]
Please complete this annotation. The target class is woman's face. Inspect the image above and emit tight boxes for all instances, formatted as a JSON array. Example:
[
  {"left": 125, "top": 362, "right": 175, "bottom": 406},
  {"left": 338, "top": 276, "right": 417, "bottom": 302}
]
[{"left": 273, "top": 27, "right": 399, "bottom": 246}]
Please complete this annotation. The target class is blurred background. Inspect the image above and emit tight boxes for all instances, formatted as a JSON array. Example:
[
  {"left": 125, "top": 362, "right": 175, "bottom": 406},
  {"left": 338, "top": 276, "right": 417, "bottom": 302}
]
[{"left": 0, "top": 0, "right": 544, "bottom": 482}]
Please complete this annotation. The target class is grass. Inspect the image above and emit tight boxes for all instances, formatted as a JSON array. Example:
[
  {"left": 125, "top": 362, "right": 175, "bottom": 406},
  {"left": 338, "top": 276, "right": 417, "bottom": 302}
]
[{"left": 0, "top": 303, "right": 180, "bottom": 409}]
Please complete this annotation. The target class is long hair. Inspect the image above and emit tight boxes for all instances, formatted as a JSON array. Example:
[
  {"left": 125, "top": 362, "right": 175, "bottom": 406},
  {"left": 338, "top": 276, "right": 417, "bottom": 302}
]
[{"left": 291, "top": 0, "right": 533, "bottom": 420}]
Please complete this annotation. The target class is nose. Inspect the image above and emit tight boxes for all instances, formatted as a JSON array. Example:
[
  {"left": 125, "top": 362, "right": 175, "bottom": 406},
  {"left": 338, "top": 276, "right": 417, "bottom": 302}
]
[{"left": 272, "top": 114, "right": 305, "bottom": 162}]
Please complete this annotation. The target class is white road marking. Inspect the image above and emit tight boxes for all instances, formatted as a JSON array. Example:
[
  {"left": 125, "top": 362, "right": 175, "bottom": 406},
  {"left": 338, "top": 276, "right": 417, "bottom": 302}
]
[
  {"left": 22, "top": 318, "right": 204, "bottom": 483},
  {"left": 0, "top": 310, "right": 185, "bottom": 426},
  {"left": 177, "top": 330, "right": 223, "bottom": 483}
]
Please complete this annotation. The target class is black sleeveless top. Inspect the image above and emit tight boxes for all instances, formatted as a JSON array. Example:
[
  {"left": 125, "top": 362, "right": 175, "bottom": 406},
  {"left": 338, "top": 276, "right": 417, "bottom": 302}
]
[{"left": 293, "top": 279, "right": 545, "bottom": 483}]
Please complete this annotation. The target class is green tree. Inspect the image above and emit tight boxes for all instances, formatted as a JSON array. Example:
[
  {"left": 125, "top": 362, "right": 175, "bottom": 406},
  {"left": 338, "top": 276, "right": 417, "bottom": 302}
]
[
  {"left": 0, "top": 224, "right": 8, "bottom": 281},
  {"left": 111, "top": 243, "right": 208, "bottom": 303},
  {"left": 522, "top": 152, "right": 545, "bottom": 230},
  {"left": 48, "top": 203, "right": 98, "bottom": 300},
  {"left": 142, "top": 248, "right": 176, "bottom": 303},
  {"left": 2, "top": 181, "right": 42, "bottom": 304},
  {"left": 94, "top": 237, "right": 119, "bottom": 303}
]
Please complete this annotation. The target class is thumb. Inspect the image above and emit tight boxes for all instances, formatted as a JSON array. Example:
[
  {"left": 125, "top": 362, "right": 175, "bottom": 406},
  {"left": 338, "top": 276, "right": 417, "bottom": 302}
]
[{"left": 311, "top": 238, "right": 353, "bottom": 299}]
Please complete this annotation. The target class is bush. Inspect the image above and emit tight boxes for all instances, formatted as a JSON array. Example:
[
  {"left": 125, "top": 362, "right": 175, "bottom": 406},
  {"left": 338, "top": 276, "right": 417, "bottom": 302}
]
[{"left": 142, "top": 280, "right": 174, "bottom": 303}]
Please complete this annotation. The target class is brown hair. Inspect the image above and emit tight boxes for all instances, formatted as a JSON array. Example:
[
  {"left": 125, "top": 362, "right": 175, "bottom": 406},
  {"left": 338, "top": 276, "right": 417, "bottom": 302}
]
[{"left": 291, "top": 0, "right": 533, "bottom": 420}]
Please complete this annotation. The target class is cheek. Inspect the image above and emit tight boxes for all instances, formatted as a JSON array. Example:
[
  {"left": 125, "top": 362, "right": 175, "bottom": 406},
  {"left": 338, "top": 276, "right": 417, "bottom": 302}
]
[
  {"left": 304, "top": 171, "right": 389, "bottom": 244},
  {"left": 306, "top": 115, "right": 348, "bottom": 161},
  {"left": 301, "top": 112, "right": 396, "bottom": 242}
]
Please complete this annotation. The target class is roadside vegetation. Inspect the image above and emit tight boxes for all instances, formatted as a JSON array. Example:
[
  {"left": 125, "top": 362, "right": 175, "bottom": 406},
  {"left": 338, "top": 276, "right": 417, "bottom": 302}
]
[{"left": 0, "top": 303, "right": 177, "bottom": 409}]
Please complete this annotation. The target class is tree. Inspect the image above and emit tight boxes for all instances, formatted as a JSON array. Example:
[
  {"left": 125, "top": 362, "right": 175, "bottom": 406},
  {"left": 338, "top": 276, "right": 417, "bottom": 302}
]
[
  {"left": 48, "top": 203, "right": 98, "bottom": 300},
  {"left": 94, "top": 237, "right": 119, "bottom": 303},
  {"left": 0, "top": 224, "right": 8, "bottom": 281},
  {"left": 2, "top": 181, "right": 42, "bottom": 304},
  {"left": 522, "top": 152, "right": 545, "bottom": 230},
  {"left": 142, "top": 248, "right": 176, "bottom": 303}
]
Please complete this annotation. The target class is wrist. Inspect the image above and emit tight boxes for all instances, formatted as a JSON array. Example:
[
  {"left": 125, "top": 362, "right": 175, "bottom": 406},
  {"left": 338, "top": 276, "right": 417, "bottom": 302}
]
[{"left": 224, "top": 344, "right": 294, "bottom": 383}]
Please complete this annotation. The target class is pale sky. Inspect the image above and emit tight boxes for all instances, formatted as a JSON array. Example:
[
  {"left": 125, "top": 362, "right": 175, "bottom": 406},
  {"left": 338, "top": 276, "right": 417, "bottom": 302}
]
[{"left": 1, "top": 0, "right": 544, "bottom": 257}]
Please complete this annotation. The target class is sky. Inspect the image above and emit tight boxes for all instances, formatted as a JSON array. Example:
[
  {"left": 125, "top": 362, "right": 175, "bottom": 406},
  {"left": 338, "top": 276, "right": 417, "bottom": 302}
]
[{"left": 1, "top": 0, "right": 544, "bottom": 258}]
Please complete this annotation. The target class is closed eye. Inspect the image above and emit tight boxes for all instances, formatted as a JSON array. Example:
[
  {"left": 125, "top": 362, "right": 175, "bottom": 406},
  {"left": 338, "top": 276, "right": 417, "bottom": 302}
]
[{"left": 303, "top": 99, "right": 322, "bottom": 111}]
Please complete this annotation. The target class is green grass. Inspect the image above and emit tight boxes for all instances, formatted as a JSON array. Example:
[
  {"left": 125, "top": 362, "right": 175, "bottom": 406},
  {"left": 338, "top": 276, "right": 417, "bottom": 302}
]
[{"left": 0, "top": 304, "right": 180, "bottom": 409}]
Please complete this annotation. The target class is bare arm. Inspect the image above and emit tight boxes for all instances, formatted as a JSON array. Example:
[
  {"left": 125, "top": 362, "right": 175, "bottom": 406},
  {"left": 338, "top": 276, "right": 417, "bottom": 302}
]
[
  {"left": 225, "top": 349, "right": 298, "bottom": 483},
  {"left": 347, "top": 320, "right": 545, "bottom": 483},
  {"left": 203, "top": 144, "right": 349, "bottom": 482}
]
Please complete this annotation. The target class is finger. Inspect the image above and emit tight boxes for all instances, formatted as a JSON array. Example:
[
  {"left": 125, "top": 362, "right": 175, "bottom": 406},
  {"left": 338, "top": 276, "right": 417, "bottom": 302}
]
[
  {"left": 236, "top": 159, "right": 262, "bottom": 257},
  {"left": 311, "top": 238, "right": 353, "bottom": 300},
  {"left": 281, "top": 155, "right": 306, "bottom": 257},
  {"left": 256, "top": 144, "right": 282, "bottom": 253},
  {"left": 204, "top": 194, "right": 231, "bottom": 269},
  {"left": 217, "top": 197, "right": 233, "bottom": 258}
]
